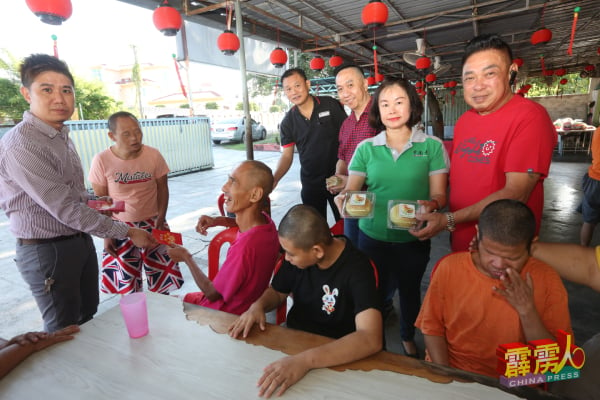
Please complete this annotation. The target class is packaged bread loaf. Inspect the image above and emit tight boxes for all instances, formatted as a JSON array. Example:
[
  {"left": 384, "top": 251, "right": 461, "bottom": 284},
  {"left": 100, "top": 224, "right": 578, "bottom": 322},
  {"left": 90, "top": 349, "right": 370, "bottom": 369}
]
[{"left": 389, "top": 201, "right": 417, "bottom": 229}]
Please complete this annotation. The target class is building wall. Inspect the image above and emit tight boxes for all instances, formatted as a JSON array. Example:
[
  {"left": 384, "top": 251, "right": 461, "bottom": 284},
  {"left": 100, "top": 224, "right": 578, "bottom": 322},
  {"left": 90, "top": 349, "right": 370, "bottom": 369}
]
[{"left": 529, "top": 93, "right": 591, "bottom": 122}]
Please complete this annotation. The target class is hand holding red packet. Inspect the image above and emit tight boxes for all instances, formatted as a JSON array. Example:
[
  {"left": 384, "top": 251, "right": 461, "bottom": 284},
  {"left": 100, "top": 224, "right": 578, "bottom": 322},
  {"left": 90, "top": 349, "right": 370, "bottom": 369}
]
[
  {"left": 87, "top": 199, "right": 125, "bottom": 212},
  {"left": 152, "top": 229, "right": 183, "bottom": 245}
]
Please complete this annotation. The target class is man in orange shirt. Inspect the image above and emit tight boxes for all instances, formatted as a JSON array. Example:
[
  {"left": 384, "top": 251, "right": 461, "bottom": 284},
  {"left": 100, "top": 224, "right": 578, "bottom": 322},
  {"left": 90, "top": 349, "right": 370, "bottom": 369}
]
[
  {"left": 416, "top": 199, "right": 572, "bottom": 377},
  {"left": 579, "top": 126, "right": 600, "bottom": 246}
]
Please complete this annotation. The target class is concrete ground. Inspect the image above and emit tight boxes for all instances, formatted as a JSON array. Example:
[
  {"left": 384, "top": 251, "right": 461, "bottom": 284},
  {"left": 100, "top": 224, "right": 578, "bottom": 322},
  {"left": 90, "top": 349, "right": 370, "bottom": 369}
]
[{"left": 1, "top": 146, "right": 599, "bottom": 358}]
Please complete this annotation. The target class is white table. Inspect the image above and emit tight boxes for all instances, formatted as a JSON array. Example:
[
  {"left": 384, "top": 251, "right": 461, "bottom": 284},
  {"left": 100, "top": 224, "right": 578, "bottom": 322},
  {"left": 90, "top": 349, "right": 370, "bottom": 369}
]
[
  {"left": 0, "top": 293, "right": 554, "bottom": 399},
  {"left": 556, "top": 129, "right": 595, "bottom": 156}
]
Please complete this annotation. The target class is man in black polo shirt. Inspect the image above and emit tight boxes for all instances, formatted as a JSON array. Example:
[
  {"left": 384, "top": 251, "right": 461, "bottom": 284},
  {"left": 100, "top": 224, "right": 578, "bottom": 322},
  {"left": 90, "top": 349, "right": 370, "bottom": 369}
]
[{"left": 273, "top": 68, "right": 346, "bottom": 221}]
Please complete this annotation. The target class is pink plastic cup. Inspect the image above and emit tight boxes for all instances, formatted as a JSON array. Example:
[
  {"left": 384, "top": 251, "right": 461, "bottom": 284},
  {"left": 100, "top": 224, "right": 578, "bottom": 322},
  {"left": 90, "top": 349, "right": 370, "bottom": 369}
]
[{"left": 119, "top": 293, "right": 149, "bottom": 338}]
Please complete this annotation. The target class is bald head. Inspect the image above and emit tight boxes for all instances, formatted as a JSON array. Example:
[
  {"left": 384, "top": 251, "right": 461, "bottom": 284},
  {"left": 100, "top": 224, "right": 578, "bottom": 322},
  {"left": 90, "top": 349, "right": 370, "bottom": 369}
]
[
  {"left": 237, "top": 160, "right": 273, "bottom": 202},
  {"left": 278, "top": 204, "right": 332, "bottom": 250}
]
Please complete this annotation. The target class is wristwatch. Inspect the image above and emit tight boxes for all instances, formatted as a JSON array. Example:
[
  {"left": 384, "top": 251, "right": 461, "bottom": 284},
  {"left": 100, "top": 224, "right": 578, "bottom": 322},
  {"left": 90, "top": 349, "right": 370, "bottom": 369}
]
[{"left": 445, "top": 212, "right": 456, "bottom": 232}]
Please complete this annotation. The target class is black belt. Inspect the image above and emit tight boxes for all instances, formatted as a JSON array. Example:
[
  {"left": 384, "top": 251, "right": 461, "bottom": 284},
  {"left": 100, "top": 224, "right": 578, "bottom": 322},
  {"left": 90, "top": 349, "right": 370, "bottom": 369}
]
[{"left": 17, "top": 232, "right": 85, "bottom": 246}]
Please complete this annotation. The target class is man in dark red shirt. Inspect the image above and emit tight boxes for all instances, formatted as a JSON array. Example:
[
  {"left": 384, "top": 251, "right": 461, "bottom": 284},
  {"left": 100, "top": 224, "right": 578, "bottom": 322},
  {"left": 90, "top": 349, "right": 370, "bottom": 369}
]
[{"left": 327, "top": 64, "right": 378, "bottom": 245}]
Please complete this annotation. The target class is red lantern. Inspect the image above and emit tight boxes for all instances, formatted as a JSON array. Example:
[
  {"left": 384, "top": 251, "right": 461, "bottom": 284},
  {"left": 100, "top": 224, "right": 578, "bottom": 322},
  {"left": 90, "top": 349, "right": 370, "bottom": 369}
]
[
  {"left": 270, "top": 47, "right": 287, "bottom": 68},
  {"left": 512, "top": 58, "right": 524, "bottom": 67},
  {"left": 26, "top": 0, "right": 72, "bottom": 25},
  {"left": 367, "top": 76, "right": 376, "bottom": 86},
  {"left": 560, "top": 78, "right": 568, "bottom": 85},
  {"left": 415, "top": 81, "right": 424, "bottom": 89},
  {"left": 217, "top": 30, "right": 240, "bottom": 56},
  {"left": 425, "top": 73, "right": 437, "bottom": 83},
  {"left": 153, "top": 0, "right": 182, "bottom": 36},
  {"left": 555, "top": 68, "right": 567, "bottom": 77},
  {"left": 584, "top": 65, "right": 596, "bottom": 72},
  {"left": 329, "top": 55, "right": 343, "bottom": 68},
  {"left": 375, "top": 73, "right": 384, "bottom": 83},
  {"left": 415, "top": 57, "right": 431, "bottom": 70},
  {"left": 531, "top": 28, "right": 552, "bottom": 45},
  {"left": 443, "top": 82, "right": 450, "bottom": 88},
  {"left": 543, "top": 69, "right": 554, "bottom": 77},
  {"left": 520, "top": 84, "right": 532, "bottom": 93},
  {"left": 361, "top": 0, "right": 389, "bottom": 29},
  {"left": 450, "top": 89, "right": 457, "bottom": 96},
  {"left": 310, "top": 56, "right": 325, "bottom": 71},
  {"left": 448, "top": 80, "right": 457, "bottom": 88}
]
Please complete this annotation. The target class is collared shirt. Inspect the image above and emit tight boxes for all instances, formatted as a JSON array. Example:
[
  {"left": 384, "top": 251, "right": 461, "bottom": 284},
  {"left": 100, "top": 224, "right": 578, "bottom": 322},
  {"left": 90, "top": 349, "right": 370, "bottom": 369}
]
[
  {"left": 0, "top": 111, "right": 129, "bottom": 239},
  {"left": 279, "top": 96, "right": 346, "bottom": 186},
  {"left": 337, "top": 98, "right": 377, "bottom": 165}
]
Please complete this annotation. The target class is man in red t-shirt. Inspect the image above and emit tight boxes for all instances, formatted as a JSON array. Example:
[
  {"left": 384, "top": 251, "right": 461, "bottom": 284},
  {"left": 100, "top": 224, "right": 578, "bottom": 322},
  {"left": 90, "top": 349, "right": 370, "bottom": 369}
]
[{"left": 413, "top": 34, "right": 556, "bottom": 251}]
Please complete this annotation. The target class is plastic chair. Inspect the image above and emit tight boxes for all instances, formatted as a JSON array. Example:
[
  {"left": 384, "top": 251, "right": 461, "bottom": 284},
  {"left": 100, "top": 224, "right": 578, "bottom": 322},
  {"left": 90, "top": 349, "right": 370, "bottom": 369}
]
[
  {"left": 207, "top": 227, "right": 239, "bottom": 281},
  {"left": 272, "top": 255, "right": 287, "bottom": 324},
  {"left": 330, "top": 219, "right": 344, "bottom": 235},
  {"left": 217, "top": 193, "right": 227, "bottom": 217}
]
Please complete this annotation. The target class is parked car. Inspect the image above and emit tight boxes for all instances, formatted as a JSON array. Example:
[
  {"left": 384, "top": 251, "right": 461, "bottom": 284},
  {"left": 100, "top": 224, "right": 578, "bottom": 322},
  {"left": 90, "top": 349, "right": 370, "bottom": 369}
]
[{"left": 210, "top": 117, "right": 267, "bottom": 144}]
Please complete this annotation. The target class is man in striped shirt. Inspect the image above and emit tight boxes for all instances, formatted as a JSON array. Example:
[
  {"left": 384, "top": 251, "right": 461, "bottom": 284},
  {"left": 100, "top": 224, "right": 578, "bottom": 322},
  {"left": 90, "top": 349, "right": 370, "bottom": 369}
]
[{"left": 0, "top": 54, "right": 155, "bottom": 332}]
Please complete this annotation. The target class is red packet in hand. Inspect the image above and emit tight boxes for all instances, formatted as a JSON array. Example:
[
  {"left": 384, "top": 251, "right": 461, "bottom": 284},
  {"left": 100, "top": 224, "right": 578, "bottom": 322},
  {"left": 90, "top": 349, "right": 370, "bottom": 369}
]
[
  {"left": 87, "top": 200, "right": 125, "bottom": 212},
  {"left": 152, "top": 229, "right": 183, "bottom": 245}
]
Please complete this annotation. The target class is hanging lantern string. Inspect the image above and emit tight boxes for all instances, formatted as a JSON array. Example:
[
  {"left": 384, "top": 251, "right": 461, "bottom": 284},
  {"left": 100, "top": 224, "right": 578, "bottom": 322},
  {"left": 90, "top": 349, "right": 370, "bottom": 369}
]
[
  {"left": 51, "top": 34, "right": 58, "bottom": 58},
  {"left": 567, "top": 6, "right": 581, "bottom": 56},
  {"left": 172, "top": 54, "right": 188, "bottom": 98},
  {"left": 276, "top": 28, "right": 280, "bottom": 47},
  {"left": 540, "top": 54, "right": 546, "bottom": 75},
  {"left": 540, "top": 1, "right": 546, "bottom": 26},
  {"left": 226, "top": 0, "right": 233, "bottom": 31},
  {"left": 372, "top": 30, "right": 379, "bottom": 79}
]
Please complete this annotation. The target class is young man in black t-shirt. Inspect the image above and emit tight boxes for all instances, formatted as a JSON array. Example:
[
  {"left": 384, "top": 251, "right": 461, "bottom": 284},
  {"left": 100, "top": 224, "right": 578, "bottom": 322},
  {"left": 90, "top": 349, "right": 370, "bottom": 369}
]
[{"left": 229, "top": 204, "right": 382, "bottom": 398}]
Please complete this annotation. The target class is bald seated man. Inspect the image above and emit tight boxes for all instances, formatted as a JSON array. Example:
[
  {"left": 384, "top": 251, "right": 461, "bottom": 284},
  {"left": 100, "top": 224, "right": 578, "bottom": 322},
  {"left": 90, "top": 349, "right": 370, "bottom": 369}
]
[{"left": 168, "top": 160, "right": 280, "bottom": 315}]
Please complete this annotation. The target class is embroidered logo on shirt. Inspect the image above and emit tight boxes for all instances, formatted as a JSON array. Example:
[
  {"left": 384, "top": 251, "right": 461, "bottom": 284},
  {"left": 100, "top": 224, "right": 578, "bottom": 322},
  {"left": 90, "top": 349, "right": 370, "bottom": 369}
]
[
  {"left": 455, "top": 137, "right": 497, "bottom": 164},
  {"left": 321, "top": 284, "right": 339, "bottom": 315},
  {"left": 114, "top": 171, "right": 152, "bottom": 184},
  {"left": 481, "top": 140, "right": 496, "bottom": 156}
]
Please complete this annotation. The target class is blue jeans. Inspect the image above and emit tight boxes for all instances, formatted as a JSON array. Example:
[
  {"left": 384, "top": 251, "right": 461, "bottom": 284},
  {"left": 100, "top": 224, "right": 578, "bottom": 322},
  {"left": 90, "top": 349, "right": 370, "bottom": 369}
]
[
  {"left": 15, "top": 234, "right": 99, "bottom": 332},
  {"left": 344, "top": 218, "right": 360, "bottom": 247},
  {"left": 358, "top": 230, "right": 430, "bottom": 341}
]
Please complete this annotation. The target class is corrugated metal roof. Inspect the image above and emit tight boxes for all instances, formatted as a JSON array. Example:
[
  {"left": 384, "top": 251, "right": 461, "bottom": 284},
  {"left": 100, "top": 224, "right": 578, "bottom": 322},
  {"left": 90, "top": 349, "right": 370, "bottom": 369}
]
[{"left": 124, "top": 0, "right": 599, "bottom": 82}]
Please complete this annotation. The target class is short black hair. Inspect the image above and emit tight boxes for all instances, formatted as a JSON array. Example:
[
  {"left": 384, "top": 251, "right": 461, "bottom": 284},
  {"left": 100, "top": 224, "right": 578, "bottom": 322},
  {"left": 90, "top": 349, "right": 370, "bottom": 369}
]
[
  {"left": 462, "top": 33, "right": 513, "bottom": 67},
  {"left": 478, "top": 199, "right": 535, "bottom": 250},
  {"left": 108, "top": 111, "right": 139, "bottom": 132},
  {"left": 278, "top": 204, "right": 332, "bottom": 250},
  {"left": 368, "top": 77, "right": 423, "bottom": 131},
  {"left": 20, "top": 53, "right": 75, "bottom": 89},
  {"left": 334, "top": 63, "right": 364, "bottom": 78},
  {"left": 281, "top": 68, "right": 308, "bottom": 83}
]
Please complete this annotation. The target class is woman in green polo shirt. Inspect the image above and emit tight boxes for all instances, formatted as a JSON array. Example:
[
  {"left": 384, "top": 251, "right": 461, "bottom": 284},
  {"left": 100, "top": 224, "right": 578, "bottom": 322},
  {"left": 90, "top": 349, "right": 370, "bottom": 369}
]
[{"left": 336, "top": 77, "right": 449, "bottom": 358}]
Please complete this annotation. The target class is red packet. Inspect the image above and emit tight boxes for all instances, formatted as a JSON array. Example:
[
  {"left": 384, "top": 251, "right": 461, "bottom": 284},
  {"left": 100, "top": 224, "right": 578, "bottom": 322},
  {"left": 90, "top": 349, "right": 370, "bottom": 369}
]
[
  {"left": 87, "top": 200, "right": 125, "bottom": 212},
  {"left": 152, "top": 229, "right": 183, "bottom": 245}
]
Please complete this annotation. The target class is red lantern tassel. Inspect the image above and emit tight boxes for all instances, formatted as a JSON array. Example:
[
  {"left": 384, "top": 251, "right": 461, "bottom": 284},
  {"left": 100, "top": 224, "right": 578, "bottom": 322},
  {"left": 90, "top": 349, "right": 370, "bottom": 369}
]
[
  {"left": 540, "top": 55, "right": 546, "bottom": 75},
  {"left": 51, "top": 34, "right": 58, "bottom": 58},
  {"left": 567, "top": 7, "right": 580, "bottom": 56},
  {"left": 172, "top": 54, "right": 187, "bottom": 98}
]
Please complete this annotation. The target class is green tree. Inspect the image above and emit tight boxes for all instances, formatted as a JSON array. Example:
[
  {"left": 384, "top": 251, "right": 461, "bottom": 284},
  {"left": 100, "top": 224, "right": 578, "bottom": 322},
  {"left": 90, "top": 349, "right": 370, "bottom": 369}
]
[
  {"left": 74, "top": 78, "right": 121, "bottom": 120},
  {"left": 236, "top": 102, "right": 260, "bottom": 111},
  {"left": 524, "top": 73, "right": 590, "bottom": 97},
  {"left": 205, "top": 102, "right": 219, "bottom": 110},
  {"left": 0, "top": 50, "right": 27, "bottom": 122},
  {"left": 0, "top": 78, "right": 28, "bottom": 122}
]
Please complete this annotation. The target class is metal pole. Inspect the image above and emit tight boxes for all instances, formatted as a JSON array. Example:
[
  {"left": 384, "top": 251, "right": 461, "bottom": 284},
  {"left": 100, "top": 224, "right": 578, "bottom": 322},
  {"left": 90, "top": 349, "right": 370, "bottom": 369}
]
[
  {"left": 180, "top": 23, "right": 195, "bottom": 116},
  {"left": 234, "top": 0, "right": 253, "bottom": 160}
]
